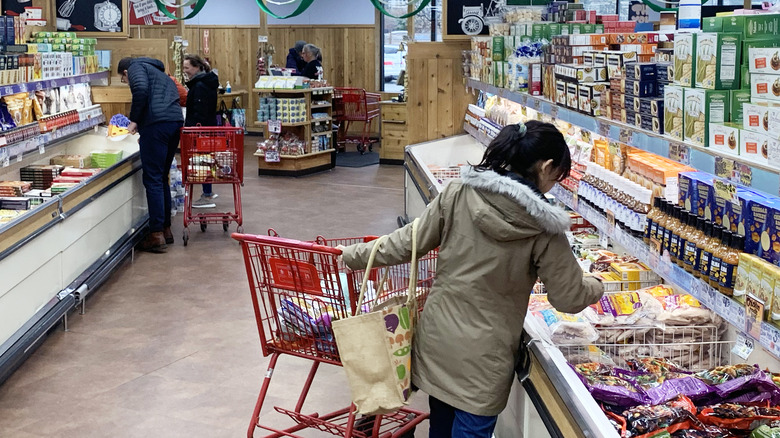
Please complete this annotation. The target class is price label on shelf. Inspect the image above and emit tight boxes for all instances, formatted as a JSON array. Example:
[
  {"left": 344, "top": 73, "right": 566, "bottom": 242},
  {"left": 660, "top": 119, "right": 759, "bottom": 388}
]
[
  {"left": 0, "top": 149, "right": 8, "bottom": 167},
  {"left": 549, "top": 105, "right": 559, "bottom": 118},
  {"left": 38, "top": 142, "right": 44, "bottom": 155},
  {"left": 268, "top": 120, "right": 282, "bottom": 134},
  {"left": 619, "top": 128, "right": 633, "bottom": 144},
  {"left": 520, "top": 94, "right": 528, "bottom": 105},
  {"left": 732, "top": 334, "right": 755, "bottom": 360},
  {"left": 714, "top": 156, "right": 735, "bottom": 180},
  {"left": 18, "top": 83, "right": 27, "bottom": 93},
  {"left": 599, "top": 230, "right": 609, "bottom": 248},
  {"left": 597, "top": 120, "right": 610, "bottom": 137},
  {"left": 735, "top": 163, "right": 753, "bottom": 187},
  {"left": 669, "top": 143, "right": 690, "bottom": 165},
  {"left": 532, "top": 99, "right": 541, "bottom": 111},
  {"left": 264, "top": 150, "right": 280, "bottom": 163}
]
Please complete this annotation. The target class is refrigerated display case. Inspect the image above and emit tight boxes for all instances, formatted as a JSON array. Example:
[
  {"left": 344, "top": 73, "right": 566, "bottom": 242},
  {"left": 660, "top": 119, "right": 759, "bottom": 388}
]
[{"left": 0, "top": 128, "right": 147, "bottom": 384}]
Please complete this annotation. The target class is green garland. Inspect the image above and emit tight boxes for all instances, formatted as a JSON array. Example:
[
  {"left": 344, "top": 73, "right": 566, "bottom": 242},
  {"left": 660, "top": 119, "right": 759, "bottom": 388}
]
[
  {"left": 254, "top": 0, "right": 315, "bottom": 19},
  {"left": 370, "top": 0, "right": 431, "bottom": 18},
  {"left": 154, "top": 0, "right": 209, "bottom": 20}
]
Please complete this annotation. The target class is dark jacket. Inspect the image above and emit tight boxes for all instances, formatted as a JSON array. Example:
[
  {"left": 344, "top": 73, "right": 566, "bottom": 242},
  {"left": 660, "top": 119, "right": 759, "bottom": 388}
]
[
  {"left": 184, "top": 71, "right": 218, "bottom": 127},
  {"left": 126, "top": 57, "right": 183, "bottom": 128},
  {"left": 286, "top": 48, "right": 306, "bottom": 73},
  {"left": 301, "top": 59, "right": 322, "bottom": 80}
]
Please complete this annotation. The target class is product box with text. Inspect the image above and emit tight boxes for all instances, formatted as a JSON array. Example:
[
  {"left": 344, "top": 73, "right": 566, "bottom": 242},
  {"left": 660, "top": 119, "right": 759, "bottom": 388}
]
[
  {"left": 673, "top": 32, "right": 697, "bottom": 87},
  {"left": 664, "top": 85, "right": 685, "bottom": 140},
  {"left": 695, "top": 32, "right": 742, "bottom": 90},
  {"left": 684, "top": 88, "right": 729, "bottom": 147}
]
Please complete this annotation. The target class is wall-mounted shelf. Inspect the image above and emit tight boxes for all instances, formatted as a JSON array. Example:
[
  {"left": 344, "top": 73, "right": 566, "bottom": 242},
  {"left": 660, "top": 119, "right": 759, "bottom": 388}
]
[
  {"left": 253, "top": 120, "right": 309, "bottom": 127},
  {"left": 466, "top": 78, "right": 780, "bottom": 197}
]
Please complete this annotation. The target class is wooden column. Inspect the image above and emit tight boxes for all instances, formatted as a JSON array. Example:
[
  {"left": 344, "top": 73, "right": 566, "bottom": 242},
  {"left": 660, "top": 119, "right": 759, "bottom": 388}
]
[{"left": 406, "top": 41, "right": 474, "bottom": 144}]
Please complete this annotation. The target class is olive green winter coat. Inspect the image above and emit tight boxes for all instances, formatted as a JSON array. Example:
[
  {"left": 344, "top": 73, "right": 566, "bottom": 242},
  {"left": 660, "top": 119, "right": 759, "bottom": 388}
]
[{"left": 341, "top": 167, "right": 603, "bottom": 416}]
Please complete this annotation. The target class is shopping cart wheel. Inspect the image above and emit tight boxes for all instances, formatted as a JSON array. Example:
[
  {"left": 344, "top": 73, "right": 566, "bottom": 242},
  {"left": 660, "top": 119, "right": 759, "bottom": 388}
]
[
  {"left": 223, "top": 220, "right": 229, "bottom": 232},
  {"left": 236, "top": 225, "right": 244, "bottom": 234},
  {"left": 368, "top": 143, "right": 373, "bottom": 152},
  {"left": 200, "top": 223, "right": 207, "bottom": 232},
  {"left": 182, "top": 229, "right": 189, "bottom": 246}
]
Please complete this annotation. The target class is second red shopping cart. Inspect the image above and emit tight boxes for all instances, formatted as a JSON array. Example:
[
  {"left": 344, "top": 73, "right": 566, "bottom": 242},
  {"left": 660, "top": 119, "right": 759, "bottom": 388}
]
[
  {"left": 180, "top": 126, "right": 245, "bottom": 245},
  {"left": 233, "top": 231, "right": 438, "bottom": 437}
]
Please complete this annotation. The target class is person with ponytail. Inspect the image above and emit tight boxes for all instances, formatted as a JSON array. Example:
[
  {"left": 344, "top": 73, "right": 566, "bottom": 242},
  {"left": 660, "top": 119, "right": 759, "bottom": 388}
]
[{"left": 338, "top": 121, "right": 603, "bottom": 437}]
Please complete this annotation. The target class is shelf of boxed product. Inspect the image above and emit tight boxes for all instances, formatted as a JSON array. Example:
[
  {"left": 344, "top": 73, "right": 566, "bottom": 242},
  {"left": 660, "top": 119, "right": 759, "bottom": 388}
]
[
  {"left": 0, "top": 71, "right": 109, "bottom": 99},
  {"left": 0, "top": 111, "right": 105, "bottom": 168},
  {"left": 466, "top": 77, "right": 780, "bottom": 197},
  {"left": 547, "top": 183, "right": 780, "bottom": 362}
]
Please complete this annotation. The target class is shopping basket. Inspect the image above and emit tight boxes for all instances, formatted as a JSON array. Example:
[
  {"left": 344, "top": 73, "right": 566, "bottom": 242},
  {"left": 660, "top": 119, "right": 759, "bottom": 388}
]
[
  {"left": 233, "top": 231, "right": 437, "bottom": 438},
  {"left": 180, "top": 126, "right": 244, "bottom": 245}
]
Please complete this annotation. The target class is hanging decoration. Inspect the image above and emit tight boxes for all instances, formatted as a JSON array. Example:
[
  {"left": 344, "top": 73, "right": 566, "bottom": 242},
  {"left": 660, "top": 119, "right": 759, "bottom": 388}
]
[
  {"left": 370, "top": 0, "right": 431, "bottom": 18},
  {"left": 153, "top": 0, "right": 208, "bottom": 20},
  {"left": 254, "top": 0, "right": 315, "bottom": 19}
]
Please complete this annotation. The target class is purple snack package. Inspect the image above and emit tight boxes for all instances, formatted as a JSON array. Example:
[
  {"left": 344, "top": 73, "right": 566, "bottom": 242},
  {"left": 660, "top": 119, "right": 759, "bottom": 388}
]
[
  {"left": 712, "top": 370, "right": 780, "bottom": 404},
  {"left": 644, "top": 376, "right": 713, "bottom": 405},
  {"left": 571, "top": 365, "right": 648, "bottom": 407}
]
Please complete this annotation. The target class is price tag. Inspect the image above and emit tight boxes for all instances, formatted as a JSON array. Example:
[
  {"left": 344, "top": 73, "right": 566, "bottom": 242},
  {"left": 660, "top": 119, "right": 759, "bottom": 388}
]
[
  {"left": 3, "top": 86, "right": 12, "bottom": 96},
  {"left": 669, "top": 143, "right": 690, "bottom": 165},
  {"left": 268, "top": 120, "right": 282, "bottom": 134},
  {"left": 38, "top": 142, "right": 44, "bottom": 155},
  {"left": 532, "top": 99, "right": 541, "bottom": 111},
  {"left": 520, "top": 94, "right": 528, "bottom": 105},
  {"left": 745, "top": 294, "right": 765, "bottom": 340},
  {"left": 732, "top": 334, "right": 755, "bottom": 360},
  {"left": 550, "top": 105, "right": 559, "bottom": 118},
  {"left": 606, "top": 210, "right": 615, "bottom": 228},
  {"left": 735, "top": 163, "right": 752, "bottom": 187},
  {"left": 174, "top": 36, "right": 183, "bottom": 43},
  {"left": 598, "top": 120, "right": 610, "bottom": 137},
  {"left": 16, "top": 151, "right": 22, "bottom": 162},
  {"left": 264, "top": 150, "right": 280, "bottom": 163},
  {"left": 599, "top": 229, "right": 609, "bottom": 248},
  {"left": 714, "top": 156, "right": 735, "bottom": 180},
  {"left": 258, "top": 35, "right": 268, "bottom": 43},
  {"left": 619, "top": 127, "right": 633, "bottom": 144},
  {"left": 0, "top": 149, "right": 7, "bottom": 167},
  {"left": 18, "top": 83, "right": 27, "bottom": 93}
]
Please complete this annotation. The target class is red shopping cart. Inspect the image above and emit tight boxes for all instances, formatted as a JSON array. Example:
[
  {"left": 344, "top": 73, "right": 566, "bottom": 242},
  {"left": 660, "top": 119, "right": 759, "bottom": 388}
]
[
  {"left": 333, "top": 88, "right": 380, "bottom": 154},
  {"left": 233, "top": 231, "right": 438, "bottom": 438},
  {"left": 180, "top": 126, "right": 244, "bottom": 245}
]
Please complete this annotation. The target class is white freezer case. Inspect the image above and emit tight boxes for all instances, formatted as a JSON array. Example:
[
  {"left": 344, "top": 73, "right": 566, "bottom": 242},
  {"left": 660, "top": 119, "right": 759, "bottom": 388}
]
[
  {"left": 0, "top": 130, "right": 147, "bottom": 384},
  {"left": 403, "top": 135, "right": 618, "bottom": 437}
]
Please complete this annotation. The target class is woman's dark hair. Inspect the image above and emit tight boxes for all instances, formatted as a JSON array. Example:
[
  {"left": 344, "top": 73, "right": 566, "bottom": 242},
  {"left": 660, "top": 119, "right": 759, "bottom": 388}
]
[
  {"left": 184, "top": 54, "right": 211, "bottom": 72},
  {"left": 475, "top": 120, "right": 571, "bottom": 184},
  {"left": 117, "top": 57, "right": 134, "bottom": 74}
]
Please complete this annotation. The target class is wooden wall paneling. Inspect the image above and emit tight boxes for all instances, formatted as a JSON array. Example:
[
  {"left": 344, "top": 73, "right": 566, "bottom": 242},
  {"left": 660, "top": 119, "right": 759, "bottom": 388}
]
[
  {"left": 96, "top": 38, "right": 169, "bottom": 84},
  {"left": 407, "top": 41, "right": 474, "bottom": 144}
]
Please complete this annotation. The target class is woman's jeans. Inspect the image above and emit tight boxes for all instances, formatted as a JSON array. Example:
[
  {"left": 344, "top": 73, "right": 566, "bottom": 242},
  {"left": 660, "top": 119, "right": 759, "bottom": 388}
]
[
  {"left": 138, "top": 121, "right": 182, "bottom": 232},
  {"left": 428, "top": 396, "right": 498, "bottom": 438}
]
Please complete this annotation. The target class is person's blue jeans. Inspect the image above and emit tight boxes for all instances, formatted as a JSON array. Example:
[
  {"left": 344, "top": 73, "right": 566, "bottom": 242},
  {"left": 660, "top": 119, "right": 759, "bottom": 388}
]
[
  {"left": 202, "top": 183, "right": 212, "bottom": 196},
  {"left": 429, "top": 396, "right": 498, "bottom": 438},
  {"left": 138, "top": 121, "right": 182, "bottom": 232}
]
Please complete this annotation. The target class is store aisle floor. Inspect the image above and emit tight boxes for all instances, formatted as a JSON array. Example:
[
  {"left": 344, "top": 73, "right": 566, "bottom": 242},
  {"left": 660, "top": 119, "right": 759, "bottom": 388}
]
[{"left": 0, "top": 139, "right": 430, "bottom": 437}]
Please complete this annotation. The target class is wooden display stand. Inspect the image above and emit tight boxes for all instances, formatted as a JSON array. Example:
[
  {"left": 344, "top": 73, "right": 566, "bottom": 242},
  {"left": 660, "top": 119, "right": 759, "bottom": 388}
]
[
  {"left": 253, "top": 87, "right": 336, "bottom": 176},
  {"left": 380, "top": 101, "right": 407, "bottom": 165}
]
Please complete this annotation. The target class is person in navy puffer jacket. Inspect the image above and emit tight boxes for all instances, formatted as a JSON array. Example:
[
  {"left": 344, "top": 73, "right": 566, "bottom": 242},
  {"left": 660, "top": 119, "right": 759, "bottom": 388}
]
[{"left": 118, "top": 57, "right": 184, "bottom": 253}]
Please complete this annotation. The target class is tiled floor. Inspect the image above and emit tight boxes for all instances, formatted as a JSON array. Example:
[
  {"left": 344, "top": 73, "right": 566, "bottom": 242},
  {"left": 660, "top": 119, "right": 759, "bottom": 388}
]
[{"left": 0, "top": 140, "right": 430, "bottom": 437}]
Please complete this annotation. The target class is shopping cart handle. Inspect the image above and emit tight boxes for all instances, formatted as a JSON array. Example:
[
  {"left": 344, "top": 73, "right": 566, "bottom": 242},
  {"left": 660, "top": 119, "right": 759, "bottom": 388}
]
[{"left": 231, "top": 233, "right": 343, "bottom": 254}]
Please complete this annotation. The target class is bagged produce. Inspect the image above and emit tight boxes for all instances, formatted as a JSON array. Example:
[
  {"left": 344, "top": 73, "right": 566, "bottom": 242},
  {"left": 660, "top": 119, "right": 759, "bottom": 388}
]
[
  {"left": 697, "top": 403, "right": 780, "bottom": 430},
  {"left": 622, "top": 395, "right": 697, "bottom": 437},
  {"left": 572, "top": 363, "right": 648, "bottom": 407},
  {"left": 532, "top": 308, "right": 599, "bottom": 344},
  {"left": 751, "top": 425, "right": 780, "bottom": 438}
]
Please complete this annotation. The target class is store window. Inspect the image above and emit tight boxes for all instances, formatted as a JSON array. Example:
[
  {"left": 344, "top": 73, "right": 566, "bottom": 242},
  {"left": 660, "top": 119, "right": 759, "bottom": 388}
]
[{"left": 381, "top": 1, "right": 442, "bottom": 92}]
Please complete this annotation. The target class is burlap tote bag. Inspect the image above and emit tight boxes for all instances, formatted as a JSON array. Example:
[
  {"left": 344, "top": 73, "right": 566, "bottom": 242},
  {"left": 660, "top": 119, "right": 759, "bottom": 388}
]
[{"left": 332, "top": 218, "right": 420, "bottom": 415}]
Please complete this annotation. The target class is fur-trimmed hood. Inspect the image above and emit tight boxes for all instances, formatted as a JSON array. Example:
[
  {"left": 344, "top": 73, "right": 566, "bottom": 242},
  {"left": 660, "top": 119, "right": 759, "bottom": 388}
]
[{"left": 460, "top": 166, "right": 571, "bottom": 237}]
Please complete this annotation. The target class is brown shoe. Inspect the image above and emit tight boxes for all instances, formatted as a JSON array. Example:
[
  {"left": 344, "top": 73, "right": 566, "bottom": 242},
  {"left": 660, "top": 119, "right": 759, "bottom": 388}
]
[
  {"left": 163, "top": 227, "right": 174, "bottom": 244},
  {"left": 139, "top": 232, "right": 167, "bottom": 253}
]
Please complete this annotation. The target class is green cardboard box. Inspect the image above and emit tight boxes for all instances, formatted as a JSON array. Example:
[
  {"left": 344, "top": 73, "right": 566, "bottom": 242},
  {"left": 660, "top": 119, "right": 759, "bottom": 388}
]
[
  {"left": 703, "top": 16, "right": 723, "bottom": 32},
  {"left": 742, "top": 65, "right": 751, "bottom": 89},
  {"left": 531, "top": 23, "right": 545, "bottom": 40},
  {"left": 570, "top": 23, "right": 583, "bottom": 35},
  {"left": 722, "top": 14, "right": 780, "bottom": 40},
  {"left": 683, "top": 88, "right": 730, "bottom": 147},
  {"left": 730, "top": 89, "right": 753, "bottom": 123},
  {"left": 582, "top": 24, "right": 595, "bottom": 34},
  {"left": 674, "top": 32, "right": 697, "bottom": 87},
  {"left": 549, "top": 23, "right": 562, "bottom": 38},
  {"left": 695, "top": 32, "right": 742, "bottom": 90},
  {"left": 664, "top": 85, "right": 685, "bottom": 140},
  {"left": 595, "top": 24, "right": 604, "bottom": 34}
]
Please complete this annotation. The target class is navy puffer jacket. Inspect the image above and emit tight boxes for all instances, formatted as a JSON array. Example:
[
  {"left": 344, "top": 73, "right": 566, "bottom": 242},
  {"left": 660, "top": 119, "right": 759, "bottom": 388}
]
[{"left": 126, "top": 57, "right": 183, "bottom": 128}]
